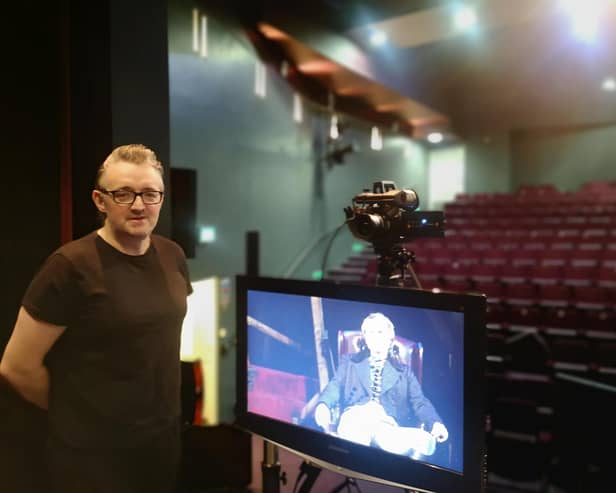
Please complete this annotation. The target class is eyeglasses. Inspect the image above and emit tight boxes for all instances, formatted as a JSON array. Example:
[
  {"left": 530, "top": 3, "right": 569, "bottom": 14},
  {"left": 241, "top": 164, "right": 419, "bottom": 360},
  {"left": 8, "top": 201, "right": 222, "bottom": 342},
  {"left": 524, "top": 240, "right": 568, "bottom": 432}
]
[{"left": 97, "top": 189, "right": 164, "bottom": 205}]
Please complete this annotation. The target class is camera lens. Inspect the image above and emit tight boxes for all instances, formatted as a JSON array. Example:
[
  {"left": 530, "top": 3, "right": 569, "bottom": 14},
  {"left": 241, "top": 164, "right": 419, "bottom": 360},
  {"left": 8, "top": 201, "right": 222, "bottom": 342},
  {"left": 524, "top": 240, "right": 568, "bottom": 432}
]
[{"left": 356, "top": 214, "right": 385, "bottom": 239}]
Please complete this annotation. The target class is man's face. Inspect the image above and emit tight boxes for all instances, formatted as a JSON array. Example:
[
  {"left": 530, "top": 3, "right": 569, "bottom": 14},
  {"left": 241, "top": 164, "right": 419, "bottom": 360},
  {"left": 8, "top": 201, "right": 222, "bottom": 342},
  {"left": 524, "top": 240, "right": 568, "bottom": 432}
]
[
  {"left": 362, "top": 318, "right": 394, "bottom": 358},
  {"left": 92, "top": 160, "right": 164, "bottom": 241}
]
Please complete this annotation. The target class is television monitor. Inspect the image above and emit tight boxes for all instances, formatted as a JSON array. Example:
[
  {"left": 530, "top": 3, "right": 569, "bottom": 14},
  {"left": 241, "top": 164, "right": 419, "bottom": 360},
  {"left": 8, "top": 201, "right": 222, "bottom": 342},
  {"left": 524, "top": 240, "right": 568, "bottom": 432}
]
[{"left": 235, "top": 275, "right": 487, "bottom": 493}]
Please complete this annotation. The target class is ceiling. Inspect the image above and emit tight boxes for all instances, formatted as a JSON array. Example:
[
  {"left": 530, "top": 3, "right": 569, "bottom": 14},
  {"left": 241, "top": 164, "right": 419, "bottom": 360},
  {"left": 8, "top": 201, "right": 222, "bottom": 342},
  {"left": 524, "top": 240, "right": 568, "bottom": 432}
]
[{"left": 255, "top": 0, "right": 616, "bottom": 141}]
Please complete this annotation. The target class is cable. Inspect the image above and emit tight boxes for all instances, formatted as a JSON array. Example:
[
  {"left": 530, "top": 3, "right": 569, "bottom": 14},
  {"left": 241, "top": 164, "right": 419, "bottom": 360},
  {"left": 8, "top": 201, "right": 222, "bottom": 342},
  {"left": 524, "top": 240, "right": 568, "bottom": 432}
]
[
  {"left": 320, "top": 222, "right": 347, "bottom": 281},
  {"left": 293, "top": 461, "right": 322, "bottom": 493}
]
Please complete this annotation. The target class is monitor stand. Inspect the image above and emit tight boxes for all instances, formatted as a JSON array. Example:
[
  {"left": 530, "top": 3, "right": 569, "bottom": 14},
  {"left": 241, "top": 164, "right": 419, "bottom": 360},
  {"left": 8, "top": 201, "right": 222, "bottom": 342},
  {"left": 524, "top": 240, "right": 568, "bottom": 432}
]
[{"left": 261, "top": 440, "right": 286, "bottom": 493}]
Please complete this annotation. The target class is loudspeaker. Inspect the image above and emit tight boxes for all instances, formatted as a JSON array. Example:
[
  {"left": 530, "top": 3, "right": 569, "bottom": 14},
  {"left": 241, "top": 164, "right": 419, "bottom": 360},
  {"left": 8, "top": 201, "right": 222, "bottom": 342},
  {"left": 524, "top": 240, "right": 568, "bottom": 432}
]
[
  {"left": 246, "top": 231, "right": 259, "bottom": 276},
  {"left": 170, "top": 168, "right": 197, "bottom": 258}
]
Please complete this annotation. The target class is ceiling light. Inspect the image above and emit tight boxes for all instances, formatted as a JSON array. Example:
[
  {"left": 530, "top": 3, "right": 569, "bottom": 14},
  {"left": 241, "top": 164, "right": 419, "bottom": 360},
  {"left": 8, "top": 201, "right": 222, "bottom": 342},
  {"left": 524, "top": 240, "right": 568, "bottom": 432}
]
[
  {"left": 199, "top": 226, "right": 216, "bottom": 244},
  {"left": 560, "top": 0, "right": 606, "bottom": 43},
  {"left": 453, "top": 6, "right": 478, "bottom": 32},
  {"left": 329, "top": 115, "right": 340, "bottom": 140},
  {"left": 293, "top": 93, "right": 303, "bottom": 123},
  {"left": 427, "top": 132, "right": 444, "bottom": 144},
  {"left": 602, "top": 77, "right": 616, "bottom": 92},
  {"left": 370, "top": 127, "right": 383, "bottom": 150},
  {"left": 369, "top": 31, "right": 387, "bottom": 47}
]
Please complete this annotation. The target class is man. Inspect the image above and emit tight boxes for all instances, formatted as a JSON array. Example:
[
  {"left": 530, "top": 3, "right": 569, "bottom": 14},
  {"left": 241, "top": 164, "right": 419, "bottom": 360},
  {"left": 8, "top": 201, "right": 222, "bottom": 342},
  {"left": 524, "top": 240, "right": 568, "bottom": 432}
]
[
  {"left": 314, "top": 312, "right": 448, "bottom": 457},
  {"left": 0, "top": 144, "right": 192, "bottom": 492}
]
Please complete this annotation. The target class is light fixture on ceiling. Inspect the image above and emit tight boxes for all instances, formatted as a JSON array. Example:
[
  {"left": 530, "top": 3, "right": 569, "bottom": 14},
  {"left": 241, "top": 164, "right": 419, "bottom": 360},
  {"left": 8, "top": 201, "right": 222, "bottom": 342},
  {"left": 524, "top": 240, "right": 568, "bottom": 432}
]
[
  {"left": 254, "top": 61, "right": 267, "bottom": 98},
  {"left": 560, "top": 0, "right": 606, "bottom": 43},
  {"left": 293, "top": 93, "right": 303, "bottom": 123},
  {"left": 602, "top": 77, "right": 616, "bottom": 92},
  {"left": 280, "top": 60, "right": 289, "bottom": 77},
  {"left": 427, "top": 132, "right": 444, "bottom": 144},
  {"left": 192, "top": 9, "right": 199, "bottom": 53},
  {"left": 329, "top": 114, "right": 340, "bottom": 140},
  {"left": 191, "top": 9, "right": 208, "bottom": 57},
  {"left": 199, "top": 226, "right": 216, "bottom": 244},
  {"left": 199, "top": 15, "right": 208, "bottom": 58},
  {"left": 370, "top": 127, "right": 383, "bottom": 150},
  {"left": 369, "top": 30, "right": 387, "bottom": 47},
  {"left": 453, "top": 5, "right": 478, "bottom": 32}
]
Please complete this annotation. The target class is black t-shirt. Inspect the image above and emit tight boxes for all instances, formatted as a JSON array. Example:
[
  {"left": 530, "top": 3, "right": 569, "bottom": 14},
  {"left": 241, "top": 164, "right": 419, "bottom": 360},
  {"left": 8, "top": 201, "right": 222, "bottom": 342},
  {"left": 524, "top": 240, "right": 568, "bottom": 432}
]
[{"left": 22, "top": 232, "right": 192, "bottom": 448}]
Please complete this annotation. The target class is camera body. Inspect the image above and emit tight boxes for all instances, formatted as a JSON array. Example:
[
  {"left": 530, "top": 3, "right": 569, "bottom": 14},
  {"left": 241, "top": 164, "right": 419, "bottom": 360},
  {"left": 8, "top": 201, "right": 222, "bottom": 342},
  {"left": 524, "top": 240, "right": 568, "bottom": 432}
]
[{"left": 345, "top": 181, "right": 445, "bottom": 249}]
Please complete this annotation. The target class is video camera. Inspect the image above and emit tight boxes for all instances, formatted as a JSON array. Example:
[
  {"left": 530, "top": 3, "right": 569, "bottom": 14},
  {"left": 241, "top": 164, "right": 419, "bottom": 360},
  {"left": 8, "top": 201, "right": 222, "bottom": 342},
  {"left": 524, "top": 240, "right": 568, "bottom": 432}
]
[{"left": 344, "top": 181, "right": 445, "bottom": 250}]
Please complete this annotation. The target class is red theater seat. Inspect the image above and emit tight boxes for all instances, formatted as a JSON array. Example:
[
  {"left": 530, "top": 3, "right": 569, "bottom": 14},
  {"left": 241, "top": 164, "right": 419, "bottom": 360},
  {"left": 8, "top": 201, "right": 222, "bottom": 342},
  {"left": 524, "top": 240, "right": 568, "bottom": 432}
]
[
  {"left": 539, "top": 249, "right": 570, "bottom": 267},
  {"left": 549, "top": 337, "right": 592, "bottom": 373},
  {"left": 500, "top": 264, "right": 531, "bottom": 284},
  {"left": 247, "top": 365, "right": 309, "bottom": 423},
  {"left": 562, "top": 266, "right": 597, "bottom": 287},
  {"left": 541, "top": 307, "right": 585, "bottom": 333},
  {"left": 505, "top": 283, "right": 537, "bottom": 306},
  {"left": 532, "top": 265, "right": 563, "bottom": 285},
  {"left": 537, "top": 284, "right": 572, "bottom": 307},
  {"left": 573, "top": 286, "right": 612, "bottom": 310},
  {"left": 596, "top": 266, "right": 616, "bottom": 287},
  {"left": 470, "top": 264, "right": 501, "bottom": 284}
]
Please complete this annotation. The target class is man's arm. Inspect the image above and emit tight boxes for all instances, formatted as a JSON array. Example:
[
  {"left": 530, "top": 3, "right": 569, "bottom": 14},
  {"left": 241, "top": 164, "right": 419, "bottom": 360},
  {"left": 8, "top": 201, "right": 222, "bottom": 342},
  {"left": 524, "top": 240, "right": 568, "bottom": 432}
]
[{"left": 0, "top": 307, "right": 65, "bottom": 409}]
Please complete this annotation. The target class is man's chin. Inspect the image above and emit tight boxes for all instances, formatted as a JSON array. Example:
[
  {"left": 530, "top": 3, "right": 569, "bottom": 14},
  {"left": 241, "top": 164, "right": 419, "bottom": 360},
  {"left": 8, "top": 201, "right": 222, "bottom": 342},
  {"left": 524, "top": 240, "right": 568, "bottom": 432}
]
[{"left": 124, "top": 226, "right": 152, "bottom": 239}]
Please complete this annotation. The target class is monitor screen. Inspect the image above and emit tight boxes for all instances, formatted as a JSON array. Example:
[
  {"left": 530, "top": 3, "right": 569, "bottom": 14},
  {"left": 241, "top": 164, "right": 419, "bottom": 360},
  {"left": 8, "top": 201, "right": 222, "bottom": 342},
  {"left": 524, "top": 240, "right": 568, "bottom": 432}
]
[{"left": 235, "top": 275, "right": 487, "bottom": 493}]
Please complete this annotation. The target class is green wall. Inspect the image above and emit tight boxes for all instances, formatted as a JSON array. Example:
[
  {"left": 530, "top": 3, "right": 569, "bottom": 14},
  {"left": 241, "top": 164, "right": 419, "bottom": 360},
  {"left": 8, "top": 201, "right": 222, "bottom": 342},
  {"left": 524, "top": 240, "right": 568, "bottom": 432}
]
[
  {"left": 464, "top": 132, "right": 512, "bottom": 194},
  {"left": 168, "top": 1, "right": 430, "bottom": 421},
  {"left": 168, "top": 0, "right": 429, "bottom": 283},
  {"left": 511, "top": 124, "right": 616, "bottom": 192}
]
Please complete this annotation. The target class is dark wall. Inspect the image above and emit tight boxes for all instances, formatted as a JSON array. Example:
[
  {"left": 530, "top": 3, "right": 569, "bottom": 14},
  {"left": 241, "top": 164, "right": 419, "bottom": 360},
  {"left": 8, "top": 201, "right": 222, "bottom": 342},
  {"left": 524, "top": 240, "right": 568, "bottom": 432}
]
[
  {"left": 70, "top": 0, "right": 172, "bottom": 239},
  {"left": 2, "top": 1, "right": 63, "bottom": 350},
  {"left": 1, "top": 1, "right": 180, "bottom": 490}
]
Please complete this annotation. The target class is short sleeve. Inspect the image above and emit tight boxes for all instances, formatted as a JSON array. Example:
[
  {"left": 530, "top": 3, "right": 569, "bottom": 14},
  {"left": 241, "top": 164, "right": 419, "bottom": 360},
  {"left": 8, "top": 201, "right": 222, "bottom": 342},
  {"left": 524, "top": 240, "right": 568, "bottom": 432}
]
[
  {"left": 177, "top": 249, "right": 193, "bottom": 296},
  {"left": 21, "top": 253, "right": 82, "bottom": 326}
]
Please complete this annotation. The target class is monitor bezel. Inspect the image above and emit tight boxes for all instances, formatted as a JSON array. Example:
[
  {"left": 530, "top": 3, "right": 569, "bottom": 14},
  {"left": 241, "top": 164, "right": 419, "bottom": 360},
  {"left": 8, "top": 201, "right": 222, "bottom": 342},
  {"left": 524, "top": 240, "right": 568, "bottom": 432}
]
[{"left": 235, "top": 275, "right": 487, "bottom": 493}]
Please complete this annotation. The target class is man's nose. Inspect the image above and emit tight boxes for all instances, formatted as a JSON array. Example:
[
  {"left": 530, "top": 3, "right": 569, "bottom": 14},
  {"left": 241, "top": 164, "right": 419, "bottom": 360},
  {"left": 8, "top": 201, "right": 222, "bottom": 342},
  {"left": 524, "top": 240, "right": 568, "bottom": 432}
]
[{"left": 130, "top": 195, "right": 146, "bottom": 209}]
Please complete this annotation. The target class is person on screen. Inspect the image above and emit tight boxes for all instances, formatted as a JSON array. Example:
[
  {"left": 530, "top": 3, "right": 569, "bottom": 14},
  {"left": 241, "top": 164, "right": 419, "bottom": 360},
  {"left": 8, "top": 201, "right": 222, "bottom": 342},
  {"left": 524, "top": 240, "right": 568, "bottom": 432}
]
[
  {"left": 0, "top": 144, "right": 192, "bottom": 493},
  {"left": 314, "top": 312, "right": 448, "bottom": 456}
]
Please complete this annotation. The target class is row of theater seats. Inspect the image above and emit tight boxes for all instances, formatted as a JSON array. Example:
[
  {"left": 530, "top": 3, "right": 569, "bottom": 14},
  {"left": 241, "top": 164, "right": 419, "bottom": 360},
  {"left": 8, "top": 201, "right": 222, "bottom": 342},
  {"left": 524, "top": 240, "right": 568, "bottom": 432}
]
[{"left": 447, "top": 184, "right": 616, "bottom": 491}]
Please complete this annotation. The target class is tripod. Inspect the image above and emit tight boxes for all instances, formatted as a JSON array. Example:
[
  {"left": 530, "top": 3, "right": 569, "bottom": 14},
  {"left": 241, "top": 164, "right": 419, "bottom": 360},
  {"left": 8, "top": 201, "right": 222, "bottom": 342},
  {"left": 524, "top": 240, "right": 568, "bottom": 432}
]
[{"left": 373, "top": 242, "right": 422, "bottom": 290}]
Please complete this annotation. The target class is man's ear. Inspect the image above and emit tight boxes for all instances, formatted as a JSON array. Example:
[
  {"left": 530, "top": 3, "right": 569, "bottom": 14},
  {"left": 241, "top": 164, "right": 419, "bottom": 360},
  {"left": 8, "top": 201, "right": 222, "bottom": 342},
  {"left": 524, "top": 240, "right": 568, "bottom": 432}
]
[{"left": 91, "top": 189, "right": 106, "bottom": 213}]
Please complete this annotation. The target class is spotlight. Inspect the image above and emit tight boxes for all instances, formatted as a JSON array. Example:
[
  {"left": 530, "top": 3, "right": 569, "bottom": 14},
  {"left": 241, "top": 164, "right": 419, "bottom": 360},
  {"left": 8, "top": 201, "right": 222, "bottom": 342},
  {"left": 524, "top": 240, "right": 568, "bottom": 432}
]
[
  {"left": 324, "top": 141, "right": 359, "bottom": 168},
  {"left": 329, "top": 143, "right": 355, "bottom": 166}
]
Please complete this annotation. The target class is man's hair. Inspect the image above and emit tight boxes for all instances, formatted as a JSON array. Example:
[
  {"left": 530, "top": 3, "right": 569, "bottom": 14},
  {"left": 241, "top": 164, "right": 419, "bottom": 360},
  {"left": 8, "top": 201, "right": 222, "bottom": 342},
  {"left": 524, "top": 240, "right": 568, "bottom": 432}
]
[
  {"left": 95, "top": 144, "right": 163, "bottom": 189},
  {"left": 94, "top": 144, "right": 163, "bottom": 223},
  {"left": 353, "top": 312, "right": 402, "bottom": 366},
  {"left": 361, "top": 312, "right": 395, "bottom": 337}
]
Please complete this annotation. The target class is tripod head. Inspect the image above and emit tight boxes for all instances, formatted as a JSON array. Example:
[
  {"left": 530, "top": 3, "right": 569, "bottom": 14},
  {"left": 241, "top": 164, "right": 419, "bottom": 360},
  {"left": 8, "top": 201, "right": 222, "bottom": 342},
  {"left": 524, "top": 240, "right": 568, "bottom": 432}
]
[{"left": 344, "top": 181, "right": 445, "bottom": 287}]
